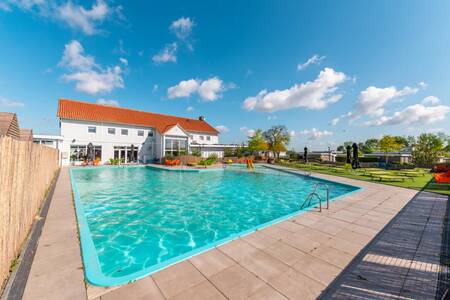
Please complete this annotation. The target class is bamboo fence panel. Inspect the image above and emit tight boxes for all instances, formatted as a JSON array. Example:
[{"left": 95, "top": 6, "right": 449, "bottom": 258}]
[{"left": 0, "top": 136, "right": 59, "bottom": 290}]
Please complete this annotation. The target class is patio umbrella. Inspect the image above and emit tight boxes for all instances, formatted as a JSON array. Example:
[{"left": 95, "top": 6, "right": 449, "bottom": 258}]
[
  {"left": 304, "top": 147, "right": 308, "bottom": 163},
  {"left": 352, "top": 143, "right": 360, "bottom": 169},
  {"left": 346, "top": 145, "right": 352, "bottom": 164},
  {"left": 130, "top": 144, "right": 134, "bottom": 162},
  {"left": 87, "top": 143, "right": 94, "bottom": 162}
]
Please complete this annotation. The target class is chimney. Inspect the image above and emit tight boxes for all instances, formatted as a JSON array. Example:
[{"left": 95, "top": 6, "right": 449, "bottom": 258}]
[{"left": 199, "top": 116, "right": 205, "bottom": 121}]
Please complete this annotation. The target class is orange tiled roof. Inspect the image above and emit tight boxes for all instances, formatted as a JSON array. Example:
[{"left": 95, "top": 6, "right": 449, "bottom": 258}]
[{"left": 57, "top": 99, "right": 219, "bottom": 134}]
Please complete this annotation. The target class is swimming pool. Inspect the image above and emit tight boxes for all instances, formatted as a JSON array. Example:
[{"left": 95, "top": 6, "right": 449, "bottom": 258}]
[{"left": 70, "top": 165, "right": 360, "bottom": 286}]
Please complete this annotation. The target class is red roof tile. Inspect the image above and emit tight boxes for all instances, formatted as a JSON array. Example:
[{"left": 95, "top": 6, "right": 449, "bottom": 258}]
[{"left": 57, "top": 99, "right": 219, "bottom": 134}]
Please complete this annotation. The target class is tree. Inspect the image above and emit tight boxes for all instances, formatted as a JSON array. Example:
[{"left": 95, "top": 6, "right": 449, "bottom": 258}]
[
  {"left": 337, "top": 145, "right": 345, "bottom": 152},
  {"left": 263, "top": 125, "right": 290, "bottom": 160},
  {"left": 247, "top": 129, "right": 268, "bottom": 153},
  {"left": 393, "top": 136, "right": 408, "bottom": 147},
  {"left": 362, "top": 139, "right": 379, "bottom": 154},
  {"left": 412, "top": 133, "right": 444, "bottom": 166},
  {"left": 379, "top": 135, "right": 404, "bottom": 164}
]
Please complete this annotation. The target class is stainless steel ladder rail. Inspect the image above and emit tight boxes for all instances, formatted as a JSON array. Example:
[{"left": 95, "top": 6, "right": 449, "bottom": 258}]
[{"left": 300, "top": 183, "right": 330, "bottom": 212}]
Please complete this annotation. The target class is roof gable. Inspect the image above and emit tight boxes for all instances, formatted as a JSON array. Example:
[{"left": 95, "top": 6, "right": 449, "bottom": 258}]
[
  {"left": 0, "top": 112, "right": 20, "bottom": 139},
  {"left": 57, "top": 99, "right": 219, "bottom": 135}
]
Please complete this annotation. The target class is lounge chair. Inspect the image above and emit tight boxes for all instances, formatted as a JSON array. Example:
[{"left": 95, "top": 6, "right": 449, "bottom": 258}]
[{"left": 434, "top": 171, "right": 450, "bottom": 184}]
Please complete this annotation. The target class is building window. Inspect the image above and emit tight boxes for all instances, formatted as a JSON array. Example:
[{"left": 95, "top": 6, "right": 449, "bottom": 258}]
[
  {"left": 113, "top": 146, "right": 138, "bottom": 163},
  {"left": 200, "top": 135, "right": 204, "bottom": 140},
  {"left": 88, "top": 126, "right": 96, "bottom": 133},
  {"left": 148, "top": 130, "right": 154, "bottom": 137},
  {"left": 189, "top": 135, "right": 194, "bottom": 139},
  {"left": 165, "top": 138, "right": 187, "bottom": 157},
  {"left": 138, "top": 130, "right": 144, "bottom": 137},
  {"left": 70, "top": 145, "right": 102, "bottom": 162},
  {"left": 108, "top": 128, "right": 116, "bottom": 135},
  {"left": 121, "top": 129, "right": 128, "bottom": 135},
  {"left": 206, "top": 136, "right": 211, "bottom": 141}
]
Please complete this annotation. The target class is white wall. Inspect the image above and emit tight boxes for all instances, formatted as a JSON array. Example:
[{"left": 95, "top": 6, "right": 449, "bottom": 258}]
[
  {"left": 60, "top": 119, "right": 156, "bottom": 165},
  {"left": 188, "top": 131, "right": 219, "bottom": 145},
  {"left": 60, "top": 119, "right": 221, "bottom": 165}
]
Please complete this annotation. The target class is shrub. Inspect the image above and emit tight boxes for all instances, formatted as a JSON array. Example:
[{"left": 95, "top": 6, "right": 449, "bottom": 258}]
[
  {"left": 109, "top": 158, "right": 120, "bottom": 165},
  {"left": 191, "top": 149, "right": 201, "bottom": 157}
]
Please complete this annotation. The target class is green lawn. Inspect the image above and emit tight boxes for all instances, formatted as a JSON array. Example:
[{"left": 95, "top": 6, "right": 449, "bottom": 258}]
[{"left": 278, "top": 161, "right": 450, "bottom": 196}]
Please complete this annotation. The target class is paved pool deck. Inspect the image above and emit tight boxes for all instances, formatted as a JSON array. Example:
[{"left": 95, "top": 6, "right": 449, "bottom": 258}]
[{"left": 20, "top": 165, "right": 436, "bottom": 299}]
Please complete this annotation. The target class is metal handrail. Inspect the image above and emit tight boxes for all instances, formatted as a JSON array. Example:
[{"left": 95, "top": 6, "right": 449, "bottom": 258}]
[{"left": 300, "top": 183, "right": 330, "bottom": 212}]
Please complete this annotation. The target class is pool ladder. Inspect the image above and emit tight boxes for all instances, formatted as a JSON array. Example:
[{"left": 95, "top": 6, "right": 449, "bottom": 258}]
[{"left": 301, "top": 183, "right": 330, "bottom": 212}]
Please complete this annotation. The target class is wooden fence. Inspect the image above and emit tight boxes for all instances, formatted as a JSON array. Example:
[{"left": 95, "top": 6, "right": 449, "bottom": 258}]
[{"left": 0, "top": 136, "right": 59, "bottom": 290}]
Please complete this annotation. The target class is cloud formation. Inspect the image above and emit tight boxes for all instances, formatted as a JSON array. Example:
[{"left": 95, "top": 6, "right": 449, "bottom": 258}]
[
  {"left": 0, "top": 97, "right": 25, "bottom": 107},
  {"left": 300, "top": 128, "right": 333, "bottom": 140},
  {"left": 422, "top": 95, "right": 440, "bottom": 105},
  {"left": 167, "top": 77, "right": 229, "bottom": 101},
  {"left": 243, "top": 68, "right": 346, "bottom": 112},
  {"left": 97, "top": 98, "right": 119, "bottom": 107},
  {"left": 215, "top": 125, "right": 229, "bottom": 133},
  {"left": 366, "top": 104, "right": 450, "bottom": 126},
  {"left": 170, "top": 17, "right": 194, "bottom": 42},
  {"left": 152, "top": 43, "right": 177, "bottom": 64},
  {"left": 330, "top": 85, "right": 419, "bottom": 126},
  {"left": 1, "top": 0, "right": 121, "bottom": 35},
  {"left": 59, "top": 40, "right": 124, "bottom": 95},
  {"left": 297, "top": 54, "right": 326, "bottom": 71},
  {"left": 240, "top": 126, "right": 255, "bottom": 137}
]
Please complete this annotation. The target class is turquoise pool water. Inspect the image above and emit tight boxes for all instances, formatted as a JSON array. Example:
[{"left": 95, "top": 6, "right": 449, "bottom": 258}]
[{"left": 70, "top": 165, "right": 360, "bottom": 286}]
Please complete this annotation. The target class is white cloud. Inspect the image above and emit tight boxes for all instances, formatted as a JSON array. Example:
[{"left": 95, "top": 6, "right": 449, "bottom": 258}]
[
  {"left": 167, "top": 79, "right": 199, "bottom": 98},
  {"left": 119, "top": 58, "right": 128, "bottom": 65},
  {"left": 329, "top": 84, "right": 422, "bottom": 126},
  {"left": 267, "top": 115, "right": 277, "bottom": 120},
  {"left": 366, "top": 104, "right": 450, "bottom": 126},
  {"left": 299, "top": 128, "right": 333, "bottom": 140},
  {"left": 419, "top": 81, "right": 428, "bottom": 89},
  {"left": 59, "top": 40, "right": 124, "bottom": 95},
  {"left": 289, "top": 130, "right": 296, "bottom": 137},
  {"left": 152, "top": 84, "right": 158, "bottom": 93},
  {"left": 240, "top": 126, "right": 255, "bottom": 137},
  {"left": 352, "top": 85, "right": 418, "bottom": 118},
  {"left": 57, "top": 0, "right": 111, "bottom": 35},
  {"left": 186, "top": 106, "right": 194, "bottom": 112},
  {"left": 0, "top": 0, "right": 121, "bottom": 35},
  {"left": 198, "top": 77, "right": 224, "bottom": 101},
  {"left": 0, "top": 97, "right": 25, "bottom": 107},
  {"left": 170, "top": 17, "right": 194, "bottom": 42},
  {"left": 215, "top": 125, "right": 229, "bottom": 133},
  {"left": 297, "top": 54, "right": 326, "bottom": 71},
  {"left": 422, "top": 96, "right": 440, "bottom": 105},
  {"left": 167, "top": 77, "right": 227, "bottom": 101},
  {"left": 243, "top": 68, "right": 346, "bottom": 112},
  {"left": 152, "top": 43, "right": 177, "bottom": 64},
  {"left": 96, "top": 98, "right": 119, "bottom": 107},
  {"left": 329, "top": 117, "right": 340, "bottom": 126}
]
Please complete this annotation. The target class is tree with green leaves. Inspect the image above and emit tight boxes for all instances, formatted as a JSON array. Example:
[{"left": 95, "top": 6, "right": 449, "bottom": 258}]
[
  {"left": 263, "top": 125, "right": 290, "bottom": 160},
  {"left": 379, "top": 135, "right": 404, "bottom": 164},
  {"left": 412, "top": 133, "right": 445, "bottom": 166},
  {"left": 247, "top": 129, "right": 268, "bottom": 153},
  {"left": 362, "top": 138, "right": 379, "bottom": 153}
]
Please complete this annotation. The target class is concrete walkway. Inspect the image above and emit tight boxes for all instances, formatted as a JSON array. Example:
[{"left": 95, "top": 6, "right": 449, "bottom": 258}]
[
  {"left": 22, "top": 166, "right": 421, "bottom": 300},
  {"left": 319, "top": 190, "right": 450, "bottom": 299},
  {"left": 22, "top": 168, "right": 86, "bottom": 300}
]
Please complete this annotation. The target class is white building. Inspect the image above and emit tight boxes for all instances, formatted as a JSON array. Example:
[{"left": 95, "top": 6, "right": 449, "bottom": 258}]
[
  {"left": 57, "top": 99, "right": 233, "bottom": 166},
  {"left": 33, "top": 134, "right": 63, "bottom": 150}
]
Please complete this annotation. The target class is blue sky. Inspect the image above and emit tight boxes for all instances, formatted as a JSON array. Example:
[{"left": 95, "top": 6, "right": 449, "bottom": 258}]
[{"left": 1, "top": 0, "right": 449, "bottom": 150}]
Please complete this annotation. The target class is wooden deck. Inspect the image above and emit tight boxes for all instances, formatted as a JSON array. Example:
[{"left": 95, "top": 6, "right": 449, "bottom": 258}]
[{"left": 320, "top": 190, "right": 450, "bottom": 299}]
